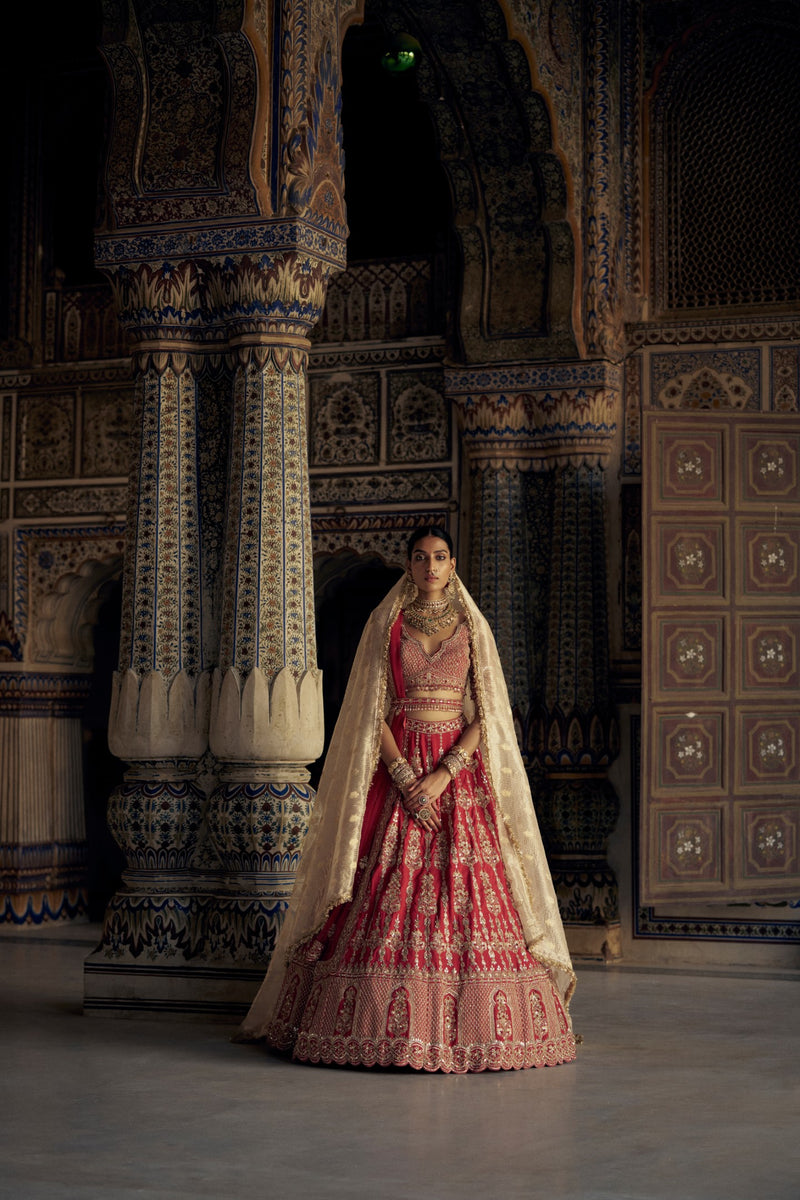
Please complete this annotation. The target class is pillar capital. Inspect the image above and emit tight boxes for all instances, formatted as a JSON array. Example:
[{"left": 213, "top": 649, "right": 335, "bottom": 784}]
[
  {"left": 447, "top": 360, "right": 622, "bottom": 470},
  {"left": 97, "top": 234, "right": 345, "bottom": 350}
]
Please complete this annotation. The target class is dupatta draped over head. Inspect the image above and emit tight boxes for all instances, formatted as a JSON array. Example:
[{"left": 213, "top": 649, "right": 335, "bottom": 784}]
[{"left": 240, "top": 575, "right": 575, "bottom": 1037}]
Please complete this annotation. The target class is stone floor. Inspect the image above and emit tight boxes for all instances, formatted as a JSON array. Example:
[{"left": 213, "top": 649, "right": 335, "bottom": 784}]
[{"left": 1, "top": 925, "right": 798, "bottom": 1200}]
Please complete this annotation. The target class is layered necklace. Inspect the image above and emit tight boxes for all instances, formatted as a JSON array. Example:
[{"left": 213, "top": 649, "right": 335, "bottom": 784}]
[{"left": 403, "top": 591, "right": 458, "bottom": 636}]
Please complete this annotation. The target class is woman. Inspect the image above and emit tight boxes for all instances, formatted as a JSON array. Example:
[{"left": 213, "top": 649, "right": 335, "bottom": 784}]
[{"left": 240, "top": 526, "right": 576, "bottom": 1072}]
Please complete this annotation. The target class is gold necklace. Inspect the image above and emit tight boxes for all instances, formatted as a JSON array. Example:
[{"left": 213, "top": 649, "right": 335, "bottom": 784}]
[{"left": 404, "top": 594, "right": 458, "bottom": 636}]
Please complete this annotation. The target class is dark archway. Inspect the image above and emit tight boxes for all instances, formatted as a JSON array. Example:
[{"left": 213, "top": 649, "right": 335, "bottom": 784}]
[
  {"left": 312, "top": 552, "right": 403, "bottom": 787},
  {"left": 341, "top": 16, "right": 451, "bottom": 262},
  {"left": 343, "top": 0, "right": 577, "bottom": 362}
]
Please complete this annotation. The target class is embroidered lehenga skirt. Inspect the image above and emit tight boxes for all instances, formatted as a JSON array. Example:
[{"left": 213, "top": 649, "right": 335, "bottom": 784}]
[{"left": 266, "top": 716, "right": 576, "bottom": 1073}]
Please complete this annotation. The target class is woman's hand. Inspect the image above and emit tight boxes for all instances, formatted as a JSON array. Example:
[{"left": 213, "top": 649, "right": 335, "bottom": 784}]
[{"left": 402, "top": 767, "right": 450, "bottom": 834}]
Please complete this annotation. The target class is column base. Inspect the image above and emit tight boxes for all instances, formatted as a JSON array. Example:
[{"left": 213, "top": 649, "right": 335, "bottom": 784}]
[
  {"left": 565, "top": 921, "right": 622, "bottom": 963},
  {"left": 197, "top": 889, "right": 288, "bottom": 965},
  {"left": 549, "top": 859, "right": 622, "bottom": 963},
  {"left": 1, "top": 840, "right": 89, "bottom": 924},
  {"left": 83, "top": 951, "right": 264, "bottom": 1020},
  {"left": 1, "top": 886, "right": 89, "bottom": 925},
  {"left": 83, "top": 879, "right": 288, "bottom": 1016},
  {"left": 98, "top": 886, "right": 197, "bottom": 958}
]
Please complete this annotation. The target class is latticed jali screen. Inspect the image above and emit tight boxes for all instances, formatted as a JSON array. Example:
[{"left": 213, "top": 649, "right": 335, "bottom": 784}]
[
  {"left": 641, "top": 413, "right": 800, "bottom": 902},
  {"left": 658, "top": 29, "right": 800, "bottom": 312}
]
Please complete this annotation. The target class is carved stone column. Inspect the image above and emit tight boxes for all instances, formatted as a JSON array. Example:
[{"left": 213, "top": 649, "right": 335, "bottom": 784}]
[
  {"left": 85, "top": 2, "right": 346, "bottom": 1012},
  {"left": 529, "top": 462, "right": 622, "bottom": 961},
  {"left": 91, "top": 336, "right": 212, "bottom": 963},
  {"left": 204, "top": 272, "right": 326, "bottom": 964},
  {"left": 449, "top": 362, "right": 623, "bottom": 960},
  {"left": 457, "top": 424, "right": 535, "bottom": 718}
]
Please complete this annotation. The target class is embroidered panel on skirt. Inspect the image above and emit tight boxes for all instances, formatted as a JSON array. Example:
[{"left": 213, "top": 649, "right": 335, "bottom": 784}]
[{"left": 267, "top": 719, "right": 576, "bottom": 1072}]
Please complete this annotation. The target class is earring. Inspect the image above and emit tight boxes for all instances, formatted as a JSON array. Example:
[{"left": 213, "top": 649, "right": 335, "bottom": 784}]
[{"left": 446, "top": 571, "right": 456, "bottom": 595}]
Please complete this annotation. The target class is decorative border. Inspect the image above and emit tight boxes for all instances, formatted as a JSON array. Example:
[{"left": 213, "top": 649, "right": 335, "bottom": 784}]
[
  {"left": 4, "top": 362, "right": 132, "bottom": 388},
  {"left": 95, "top": 218, "right": 347, "bottom": 270},
  {"left": 14, "top": 485, "right": 128, "bottom": 520},
  {"left": 1, "top": 887, "right": 88, "bottom": 925},
  {"left": 310, "top": 469, "right": 452, "bottom": 508},
  {"left": 445, "top": 361, "right": 622, "bottom": 393},
  {"left": 0, "top": 672, "right": 93, "bottom": 715},
  {"left": 308, "top": 340, "right": 445, "bottom": 372},
  {"left": 629, "top": 316, "right": 800, "bottom": 347},
  {"left": 311, "top": 512, "right": 450, "bottom": 568}
]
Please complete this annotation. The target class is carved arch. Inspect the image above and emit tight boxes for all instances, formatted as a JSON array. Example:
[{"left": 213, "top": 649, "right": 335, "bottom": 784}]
[
  {"left": 32, "top": 556, "right": 124, "bottom": 669},
  {"left": 343, "top": 0, "right": 577, "bottom": 362}
]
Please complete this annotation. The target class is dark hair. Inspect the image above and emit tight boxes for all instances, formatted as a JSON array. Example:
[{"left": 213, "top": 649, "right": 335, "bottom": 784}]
[{"left": 406, "top": 524, "right": 454, "bottom": 559}]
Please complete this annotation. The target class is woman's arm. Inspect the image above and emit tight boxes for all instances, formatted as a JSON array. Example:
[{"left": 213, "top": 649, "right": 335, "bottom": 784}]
[{"left": 379, "top": 720, "right": 403, "bottom": 767}]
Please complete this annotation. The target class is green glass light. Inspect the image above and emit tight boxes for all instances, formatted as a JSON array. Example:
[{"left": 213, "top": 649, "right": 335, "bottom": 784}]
[{"left": 381, "top": 33, "right": 421, "bottom": 74}]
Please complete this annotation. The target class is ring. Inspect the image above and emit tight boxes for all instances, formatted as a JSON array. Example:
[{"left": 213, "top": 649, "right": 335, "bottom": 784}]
[{"left": 416, "top": 805, "right": 432, "bottom": 822}]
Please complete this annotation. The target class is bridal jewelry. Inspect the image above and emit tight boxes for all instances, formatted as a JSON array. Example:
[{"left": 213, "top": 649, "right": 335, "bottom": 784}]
[
  {"left": 403, "top": 594, "right": 458, "bottom": 636},
  {"left": 388, "top": 755, "right": 417, "bottom": 791}
]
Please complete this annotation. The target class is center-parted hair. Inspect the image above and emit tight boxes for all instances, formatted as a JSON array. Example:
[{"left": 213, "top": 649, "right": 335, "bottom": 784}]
[{"left": 406, "top": 524, "right": 454, "bottom": 560}]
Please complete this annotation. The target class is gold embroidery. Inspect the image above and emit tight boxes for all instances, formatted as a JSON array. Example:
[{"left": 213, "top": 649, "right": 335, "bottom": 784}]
[
  {"left": 493, "top": 990, "right": 513, "bottom": 1042},
  {"left": 380, "top": 870, "right": 402, "bottom": 916},
  {"left": 416, "top": 871, "right": 438, "bottom": 917},
  {"left": 334, "top": 985, "right": 358, "bottom": 1036},
  {"left": 529, "top": 989, "right": 549, "bottom": 1042},
  {"left": 443, "top": 993, "right": 458, "bottom": 1047},
  {"left": 386, "top": 986, "right": 411, "bottom": 1038}
]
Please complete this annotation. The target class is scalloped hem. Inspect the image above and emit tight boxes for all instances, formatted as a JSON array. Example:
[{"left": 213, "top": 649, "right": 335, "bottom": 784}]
[{"left": 292, "top": 1032, "right": 577, "bottom": 1073}]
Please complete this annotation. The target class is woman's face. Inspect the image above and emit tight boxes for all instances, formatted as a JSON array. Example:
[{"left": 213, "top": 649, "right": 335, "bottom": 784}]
[{"left": 407, "top": 536, "right": 455, "bottom": 597}]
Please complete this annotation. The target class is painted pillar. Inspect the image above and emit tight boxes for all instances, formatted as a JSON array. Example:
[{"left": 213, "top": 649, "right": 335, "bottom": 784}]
[
  {"left": 530, "top": 462, "right": 622, "bottom": 961},
  {"left": 97, "top": 335, "right": 212, "bottom": 959},
  {"left": 449, "top": 361, "right": 623, "bottom": 960},
  {"left": 85, "top": 3, "right": 346, "bottom": 1012},
  {"left": 456, "top": 415, "right": 535, "bottom": 719},
  {"left": 204, "top": 271, "right": 326, "bottom": 963}
]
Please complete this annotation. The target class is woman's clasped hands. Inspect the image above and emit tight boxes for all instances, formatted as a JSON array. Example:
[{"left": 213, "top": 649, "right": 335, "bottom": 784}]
[{"left": 402, "top": 768, "right": 449, "bottom": 833}]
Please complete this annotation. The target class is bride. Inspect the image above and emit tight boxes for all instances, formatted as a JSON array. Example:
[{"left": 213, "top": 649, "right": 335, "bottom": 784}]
[{"left": 239, "top": 525, "right": 576, "bottom": 1072}]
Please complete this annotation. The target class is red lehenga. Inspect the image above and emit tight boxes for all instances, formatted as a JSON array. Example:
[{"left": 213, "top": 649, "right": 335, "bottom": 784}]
[{"left": 262, "top": 619, "right": 576, "bottom": 1073}]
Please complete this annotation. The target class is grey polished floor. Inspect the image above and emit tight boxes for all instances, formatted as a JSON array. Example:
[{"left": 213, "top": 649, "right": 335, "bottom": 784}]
[{"left": 1, "top": 926, "right": 798, "bottom": 1200}]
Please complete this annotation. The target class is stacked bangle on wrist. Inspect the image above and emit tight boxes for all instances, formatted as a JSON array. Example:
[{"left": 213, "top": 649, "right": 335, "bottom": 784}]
[
  {"left": 440, "top": 753, "right": 459, "bottom": 779},
  {"left": 440, "top": 743, "right": 473, "bottom": 779},
  {"left": 387, "top": 755, "right": 416, "bottom": 790}
]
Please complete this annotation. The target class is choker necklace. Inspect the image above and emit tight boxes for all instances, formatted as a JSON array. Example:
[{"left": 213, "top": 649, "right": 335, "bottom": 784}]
[{"left": 404, "top": 593, "right": 458, "bottom": 636}]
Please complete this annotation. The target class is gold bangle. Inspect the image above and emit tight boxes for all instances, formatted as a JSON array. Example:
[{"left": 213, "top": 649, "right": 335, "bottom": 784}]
[
  {"left": 452, "top": 744, "right": 472, "bottom": 768},
  {"left": 388, "top": 756, "right": 416, "bottom": 790},
  {"left": 440, "top": 752, "right": 461, "bottom": 779}
]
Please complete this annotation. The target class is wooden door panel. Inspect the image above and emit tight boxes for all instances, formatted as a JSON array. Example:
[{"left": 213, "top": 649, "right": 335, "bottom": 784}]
[{"left": 642, "top": 411, "right": 800, "bottom": 902}]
